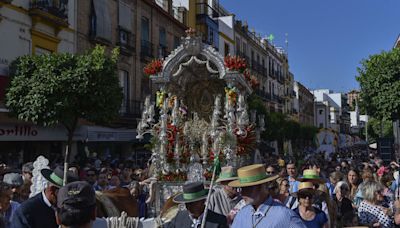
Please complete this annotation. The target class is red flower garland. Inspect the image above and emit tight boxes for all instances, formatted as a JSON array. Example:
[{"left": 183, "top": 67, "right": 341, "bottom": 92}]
[
  {"left": 224, "top": 56, "right": 247, "bottom": 73},
  {"left": 144, "top": 59, "right": 163, "bottom": 76}
]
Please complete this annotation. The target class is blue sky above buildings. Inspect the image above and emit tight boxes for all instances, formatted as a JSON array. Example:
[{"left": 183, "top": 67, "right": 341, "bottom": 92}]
[{"left": 220, "top": 0, "right": 400, "bottom": 92}]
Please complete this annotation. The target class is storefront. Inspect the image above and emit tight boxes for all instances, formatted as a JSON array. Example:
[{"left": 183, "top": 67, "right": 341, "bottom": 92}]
[
  {"left": 0, "top": 123, "right": 84, "bottom": 165},
  {"left": 0, "top": 123, "right": 144, "bottom": 166}
]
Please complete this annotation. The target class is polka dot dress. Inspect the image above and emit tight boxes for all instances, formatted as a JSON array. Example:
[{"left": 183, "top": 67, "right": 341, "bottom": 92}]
[{"left": 358, "top": 201, "right": 393, "bottom": 228}]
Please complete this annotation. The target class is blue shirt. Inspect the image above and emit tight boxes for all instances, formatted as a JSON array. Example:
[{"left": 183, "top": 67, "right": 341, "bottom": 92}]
[
  {"left": 232, "top": 196, "right": 307, "bottom": 228},
  {"left": 289, "top": 176, "right": 300, "bottom": 193},
  {"left": 4, "top": 201, "right": 20, "bottom": 227},
  {"left": 294, "top": 207, "right": 328, "bottom": 228}
]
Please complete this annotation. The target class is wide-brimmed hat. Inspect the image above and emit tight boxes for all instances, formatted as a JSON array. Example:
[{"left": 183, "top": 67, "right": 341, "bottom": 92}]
[
  {"left": 297, "top": 169, "right": 325, "bottom": 184},
  {"left": 228, "top": 164, "right": 279, "bottom": 188},
  {"left": 293, "top": 181, "right": 316, "bottom": 197},
  {"left": 173, "top": 182, "right": 209, "bottom": 203},
  {"left": 41, "top": 166, "right": 78, "bottom": 187},
  {"left": 216, "top": 166, "right": 238, "bottom": 183}
]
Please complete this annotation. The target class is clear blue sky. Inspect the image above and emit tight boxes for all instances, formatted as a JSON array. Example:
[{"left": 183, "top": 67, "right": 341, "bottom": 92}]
[{"left": 219, "top": 0, "right": 400, "bottom": 92}]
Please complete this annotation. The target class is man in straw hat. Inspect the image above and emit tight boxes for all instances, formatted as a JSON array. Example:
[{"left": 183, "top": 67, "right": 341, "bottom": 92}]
[
  {"left": 165, "top": 182, "right": 228, "bottom": 228},
  {"left": 229, "top": 164, "right": 306, "bottom": 228},
  {"left": 209, "top": 166, "right": 242, "bottom": 216},
  {"left": 11, "top": 166, "right": 78, "bottom": 228}
]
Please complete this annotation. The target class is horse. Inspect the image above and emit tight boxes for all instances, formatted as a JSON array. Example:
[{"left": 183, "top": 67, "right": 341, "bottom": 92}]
[
  {"left": 159, "top": 193, "right": 180, "bottom": 223},
  {"left": 95, "top": 187, "right": 139, "bottom": 218}
]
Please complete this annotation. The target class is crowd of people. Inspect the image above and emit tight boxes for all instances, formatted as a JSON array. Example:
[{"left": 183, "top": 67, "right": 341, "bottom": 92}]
[
  {"left": 1, "top": 147, "right": 400, "bottom": 227},
  {"left": 0, "top": 156, "right": 155, "bottom": 228}
]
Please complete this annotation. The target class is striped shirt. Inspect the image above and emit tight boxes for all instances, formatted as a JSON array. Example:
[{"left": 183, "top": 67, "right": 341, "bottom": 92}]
[
  {"left": 209, "top": 188, "right": 242, "bottom": 216},
  {"left": 232, "top": 196, "right": 306, "bottom": 228}
]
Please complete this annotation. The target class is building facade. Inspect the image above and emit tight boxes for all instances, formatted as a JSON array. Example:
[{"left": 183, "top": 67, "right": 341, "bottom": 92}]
[
  {"left": 0, "top": 0, "right": 77, "bottom": 164},
  {"left": 347, "top": 89, "right": 360, "bottom": 109},
  {"left": 77, "top": 0, "right": 187, "bottom": 124},
  {"left": 0, "top": 0, "right": 187, "bottom": 163},
  {"left": 293, "top": 81, "right": 314, "bottom": 126},
  {"left": 313, "top": 89, "right": 351, "bottom": 134},
  {"left": 234, "top": 20, "right": 290, "bottom": 113}
]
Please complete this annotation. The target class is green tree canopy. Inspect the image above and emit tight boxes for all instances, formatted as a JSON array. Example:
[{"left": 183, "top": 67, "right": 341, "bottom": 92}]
[
  {"left": 356, "top": 48, "right": 400, "bottom": 120},
  {"left": 6, "top": 46, "right": 123, "bottom": 182}
]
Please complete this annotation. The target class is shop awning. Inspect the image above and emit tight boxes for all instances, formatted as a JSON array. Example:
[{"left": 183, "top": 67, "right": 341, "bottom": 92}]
[{"left": 84, "top": 126, "right": 136, "bottom": 142}]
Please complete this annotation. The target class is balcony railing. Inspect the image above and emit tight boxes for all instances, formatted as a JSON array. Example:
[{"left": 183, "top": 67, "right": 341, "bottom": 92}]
[
  {"left": 117, "top": 28, "right": 135, "bottom": 55},
  {"left": 255, "top": 90, "right": 271, "bottom": 101},
  {"left": 120, "top": 99, "right": 143, "bottom": 118},
  {"left": 158, "top": 45, "right": 169, "bottom": 58},
  {"left": 30, "top": 0, "right": 68, "bottom": 19},
  {"left": 236, "top": 51, "right": 250, "bottom": 64},
  {"left": 251, "top": 61, "right": 264, "bottom": 74},
  {"left": 196, "top": 3, "right": 220, "bottom": 18},
  {"left": 140, "top": 40, "right": 153, "bottom": 59}
]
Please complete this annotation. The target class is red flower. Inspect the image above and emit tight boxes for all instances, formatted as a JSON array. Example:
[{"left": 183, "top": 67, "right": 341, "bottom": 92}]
[
  {"left": 224, "top": 56, "right": 247, "bottom": 73},
  {"left": 144, "top": 59, "right": 163, "bottom": 76}
]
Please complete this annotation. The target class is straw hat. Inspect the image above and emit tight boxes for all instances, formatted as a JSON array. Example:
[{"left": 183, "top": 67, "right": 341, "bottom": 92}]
[
  {"left": 293, "top": 181, "right": 316, "bottom": 197},
  {"left": 228, "top": 164, "right": 279, "bottom": 188},
  {"left": 216, "top": 166, "right": 238, "bottom": 183},
  {"left": 297, "top": 169, "right": 325, "bottom": 184}
]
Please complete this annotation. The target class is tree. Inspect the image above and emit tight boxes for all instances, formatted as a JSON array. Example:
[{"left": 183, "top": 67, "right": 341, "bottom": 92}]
[
  {"left": 6, "top": 46, "right": 123, "bottom": 184},
  {"left": 356, "top": 48, "right": 400, "bottom": 120},
  {"left": 360, "top": 117, "right": 393, "bottom": 143}
]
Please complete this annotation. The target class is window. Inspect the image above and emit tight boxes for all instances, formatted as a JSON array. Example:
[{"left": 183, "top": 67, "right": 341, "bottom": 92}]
[
  {"left": 235, "top": 37, "right": 240, "bottom": 54},
  {"left": 159, "top": 27, "right": 166, "bottom": 47},
  {"left": 319, "top": 109, "right": 323, "bottom": 115},
  {"left": 224, "top": 42, "right": 230, "bottom": 56},
  {"left": 159, "top": 27, "right": 167, "bottom": 57},
  {"left": 119, "top": 70, "right": 129, "bottom": 114},
  {"left": 209, "top": 29, "right": 214, "bottom": 45},
  {"left": 90, "top": 0, "right": 112, "bottom": 41},
  {"left": 141, "top": 17, "right": 149, "bottom": 42},
  {"left": 242, "top": 42, "right": 247, "bottom": 55},
  {"left": 141, "top": 17, "right": 151, "bottom": 57},
  {"left": 319, "top": 123, "right": 324, "bottom": 128},
  {"left": 174, "top": 36, "right": 180, "bottom": 49},
  {"left": 118, "top": 1, "right": 132, "bottom": 31}
]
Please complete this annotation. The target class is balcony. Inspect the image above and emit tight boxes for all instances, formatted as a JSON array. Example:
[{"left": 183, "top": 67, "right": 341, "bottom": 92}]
[
  {"left": 120, "top": 99, "right": 143, "bottom": 119},
  {"left": 255, "top": 90, "right": 271, "bottom": 101},
  {"left": 29, "top": 0, "right": 68, "bottom": 27},
  {"left": 196, "top": 3, "right": 220, "bottom": 19},
  {"left": 236, "top": 51, "right": 250, "bottom": 64},
  {"left": 251, "top": 61, "right": 264, "bottom": 74},
  {"left": 117, "top": 28, "right": 135, "bottom": 56},
  {"left": 158, "top": 45, "right": 170, "bottom": 58},
  {"left": 140, "top": 40, "right": 153, "bottom": 60}
]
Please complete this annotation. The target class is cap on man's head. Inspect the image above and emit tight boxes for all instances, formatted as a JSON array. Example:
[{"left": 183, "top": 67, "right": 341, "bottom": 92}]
[
  {"left": 3, "top": 173, "right": 23, "bottom": 187},
  {"left": 57, "top": 181, "right": 96, "bottom": 209}
]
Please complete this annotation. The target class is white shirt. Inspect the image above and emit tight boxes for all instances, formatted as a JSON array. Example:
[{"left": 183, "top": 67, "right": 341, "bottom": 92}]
[{"left": 42, "top": 190, "right": 52, "bottom": 208}]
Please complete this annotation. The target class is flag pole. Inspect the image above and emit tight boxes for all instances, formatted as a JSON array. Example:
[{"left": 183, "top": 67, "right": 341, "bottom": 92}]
[{"left": 200, "top": 164, "right": 217, "bottom": 228}]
